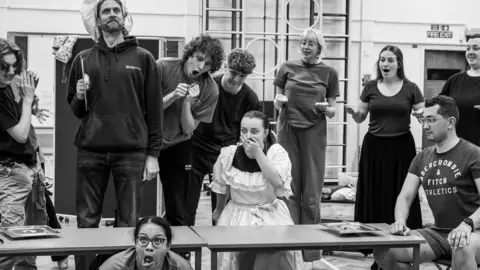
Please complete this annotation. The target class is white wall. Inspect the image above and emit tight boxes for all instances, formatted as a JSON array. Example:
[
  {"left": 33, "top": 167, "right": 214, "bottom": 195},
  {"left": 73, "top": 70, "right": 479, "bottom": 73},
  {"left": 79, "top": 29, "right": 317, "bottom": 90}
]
[
  {"left": 2, "top": 0, "right": 477, "bottom": 176},
  {"left": 28, "top": 35, "right": 56, "bottom": 128},
  {"left": 0, "top": 0, "right": 201, "bottom": 39},
  {"left": 346, "top": 0, "right": 475, "bottom": 172}
]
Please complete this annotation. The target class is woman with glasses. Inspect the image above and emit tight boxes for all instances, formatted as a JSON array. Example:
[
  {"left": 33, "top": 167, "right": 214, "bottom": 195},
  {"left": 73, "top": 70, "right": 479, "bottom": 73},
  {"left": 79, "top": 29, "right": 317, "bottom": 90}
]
[
  {"left": 439, "top": 34, "right": 480, "bottom": 147},
  {"left": 345, "top": 45, "right": 424, "bottom": 269},
  {"left": 99, "top": 216, "right": 192, "bottom": 270}
]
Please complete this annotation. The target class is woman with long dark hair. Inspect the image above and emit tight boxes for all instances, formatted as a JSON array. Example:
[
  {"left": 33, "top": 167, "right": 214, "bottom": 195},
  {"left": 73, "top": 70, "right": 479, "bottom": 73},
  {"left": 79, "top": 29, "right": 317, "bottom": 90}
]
[
  {"left": 211, "top": 110, "right": 305, "bottom": 270},
  {"left": 345, "top": 45, "right": 424, "bottom": 268}
]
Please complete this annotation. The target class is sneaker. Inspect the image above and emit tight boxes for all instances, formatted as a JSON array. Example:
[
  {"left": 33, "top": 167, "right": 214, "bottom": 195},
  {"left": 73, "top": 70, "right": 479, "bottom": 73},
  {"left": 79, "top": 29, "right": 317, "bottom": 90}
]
[{"left": 57, "top": 257, "right": 69, "bottom": 269}]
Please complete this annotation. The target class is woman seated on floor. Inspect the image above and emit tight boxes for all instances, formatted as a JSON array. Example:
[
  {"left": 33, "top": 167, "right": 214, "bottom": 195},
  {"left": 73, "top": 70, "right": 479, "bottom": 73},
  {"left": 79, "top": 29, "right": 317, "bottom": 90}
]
[{"left": 99, "top": 216, "right": 192, "bottom": 270}]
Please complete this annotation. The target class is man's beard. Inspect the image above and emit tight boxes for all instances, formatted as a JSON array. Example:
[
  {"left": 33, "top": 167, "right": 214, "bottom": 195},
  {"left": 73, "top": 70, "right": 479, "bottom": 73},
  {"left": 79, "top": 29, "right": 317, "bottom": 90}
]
[{"left": 99, "top": 19, "right": 124, "bottom": 34}]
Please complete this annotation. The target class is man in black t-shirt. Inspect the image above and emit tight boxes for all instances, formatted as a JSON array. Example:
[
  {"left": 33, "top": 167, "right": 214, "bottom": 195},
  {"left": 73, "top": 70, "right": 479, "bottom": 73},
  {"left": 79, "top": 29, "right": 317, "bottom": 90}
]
[
  {"left": 0, "top": 38, "right": 48, "bottom": 269},
  {"left": 185, "top": 48, "right": 260, "bottom": 226},
  {"left": 374, "top": 95, "right": 480, "bottom": 270}
]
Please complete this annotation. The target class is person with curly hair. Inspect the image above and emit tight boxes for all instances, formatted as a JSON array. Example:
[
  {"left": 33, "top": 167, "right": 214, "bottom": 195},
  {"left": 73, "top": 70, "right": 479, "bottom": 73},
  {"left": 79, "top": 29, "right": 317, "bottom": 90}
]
[
  {"left": 157, "top": 34, "right": 224, "bottom": 259},
  {"left": 186, "top": 48, "right": 260, "bottom": 226}
]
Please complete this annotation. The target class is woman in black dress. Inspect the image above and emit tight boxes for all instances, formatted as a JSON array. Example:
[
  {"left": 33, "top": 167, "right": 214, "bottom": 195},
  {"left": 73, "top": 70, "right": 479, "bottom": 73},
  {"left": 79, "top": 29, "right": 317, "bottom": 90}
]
[
  {"left": 345, "top": 45, "right": 424, "bottom": 267},
  {"left": 439, "top": 34, "right": 480, "bottom": 147}
]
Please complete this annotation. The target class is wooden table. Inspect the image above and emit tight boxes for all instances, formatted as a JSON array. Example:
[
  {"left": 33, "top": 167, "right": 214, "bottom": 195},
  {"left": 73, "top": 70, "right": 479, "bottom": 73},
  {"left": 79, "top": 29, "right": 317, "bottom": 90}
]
[
  {"left": 0, "top": 226, "right": 206, "bottom": 270},
  {"left": 192, "top": 223, "right": 425, "bottom": 270}
]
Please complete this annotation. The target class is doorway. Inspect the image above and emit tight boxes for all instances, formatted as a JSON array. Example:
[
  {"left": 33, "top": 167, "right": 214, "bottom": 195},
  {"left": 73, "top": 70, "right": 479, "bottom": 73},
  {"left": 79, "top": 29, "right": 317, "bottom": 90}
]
[{"left": 422, "top": 50, "right": 467, "bottom": 149}]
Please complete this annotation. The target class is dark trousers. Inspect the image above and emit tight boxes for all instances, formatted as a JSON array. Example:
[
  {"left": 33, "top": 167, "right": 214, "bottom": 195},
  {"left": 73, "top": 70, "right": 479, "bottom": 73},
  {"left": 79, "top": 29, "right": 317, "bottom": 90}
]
[
  {"left": 45, "top": 194, "right": 68, "bottom": 262},
  {"left": 186, "top": 148, "right": 220, "bottom": 226},
  {"left": 41, "top": 162, "right": 68, "bottom": 262},
  {"left": 277, "top": 116, "right": 327, "bottom": 262},
  {"left": 74, "top": 148, "right": 146, "bottom": 270},
  {"left": 159, "top": 140, "right": 192, "bottom": 227}
]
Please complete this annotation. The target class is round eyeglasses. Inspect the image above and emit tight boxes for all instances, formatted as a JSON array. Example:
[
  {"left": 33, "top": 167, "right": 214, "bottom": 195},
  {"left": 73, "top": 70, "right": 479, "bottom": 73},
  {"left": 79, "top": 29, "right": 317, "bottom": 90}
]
[
  {"left": 418, "top": 117, "right": 437, "bottom": 126},
  {"left": 136, "top": 236, "right": 167, "bottom": 248}
]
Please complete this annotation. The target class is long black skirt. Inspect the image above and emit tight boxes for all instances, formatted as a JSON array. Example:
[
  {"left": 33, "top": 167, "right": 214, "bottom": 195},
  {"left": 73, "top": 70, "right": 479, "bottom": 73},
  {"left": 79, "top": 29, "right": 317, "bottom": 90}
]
[{"left": 354, "top": 131, "right": 422, "bottom": 229}]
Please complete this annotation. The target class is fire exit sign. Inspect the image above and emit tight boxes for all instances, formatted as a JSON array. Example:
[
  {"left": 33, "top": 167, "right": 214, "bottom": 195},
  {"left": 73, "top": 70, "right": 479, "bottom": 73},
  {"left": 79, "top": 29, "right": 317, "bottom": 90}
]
[{"left": 427, "top": 24, "right": 453, "bottom": 38}]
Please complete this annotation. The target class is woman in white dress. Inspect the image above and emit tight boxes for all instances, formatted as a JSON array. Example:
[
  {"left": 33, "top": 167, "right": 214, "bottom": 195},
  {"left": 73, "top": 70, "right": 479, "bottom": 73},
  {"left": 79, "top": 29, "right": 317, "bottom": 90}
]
[{"left": 211, "top": 110, "right": 305, "bottom": 270}]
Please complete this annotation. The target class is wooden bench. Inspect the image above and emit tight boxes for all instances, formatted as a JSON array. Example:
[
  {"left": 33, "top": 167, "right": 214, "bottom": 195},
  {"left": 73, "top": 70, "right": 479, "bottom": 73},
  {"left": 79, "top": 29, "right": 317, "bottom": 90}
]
[
  {"left": 0, "top": 226, "right": 207, "bottom": 270},
  {"left": 192, "top": 223, "right": 425, "bottom": 270}
]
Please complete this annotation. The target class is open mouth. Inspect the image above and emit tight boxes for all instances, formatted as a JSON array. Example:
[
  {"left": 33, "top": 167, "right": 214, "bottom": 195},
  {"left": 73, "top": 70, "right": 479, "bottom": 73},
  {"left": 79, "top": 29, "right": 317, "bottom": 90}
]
[
  {"left": 142, "top": 256, "right": 154, "bottom": 267},
  {"left": 382, "top": 68, "right": 390, "bottom": 73},
  {"left": 192, "top": 70, "right": 199, "bottom": 76}
]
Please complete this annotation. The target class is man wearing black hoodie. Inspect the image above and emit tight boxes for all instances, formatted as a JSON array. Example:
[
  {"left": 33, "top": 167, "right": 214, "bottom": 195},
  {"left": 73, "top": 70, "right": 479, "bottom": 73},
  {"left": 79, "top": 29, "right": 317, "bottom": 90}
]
[{"left": 67, "top": 1, "right": 162, "bottom": 269}]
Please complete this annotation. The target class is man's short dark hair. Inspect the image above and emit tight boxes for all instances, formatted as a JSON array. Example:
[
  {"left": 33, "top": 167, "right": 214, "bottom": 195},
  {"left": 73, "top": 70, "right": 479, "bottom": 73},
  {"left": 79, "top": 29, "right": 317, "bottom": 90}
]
[
  {"left": 466, "top": 33, "right": 480, "bottom": 41},
  {"left": 227, "top": 48, "right": 256, "bottom": 75},
  {"left": 425, "top": 95, "right": 459, "bottom": 125},
  {"left": 0, "top": 38, "right": 25, "bottom": 76},
  {"left": 180, "top": 34, "right": 225, "bottom": 74}
]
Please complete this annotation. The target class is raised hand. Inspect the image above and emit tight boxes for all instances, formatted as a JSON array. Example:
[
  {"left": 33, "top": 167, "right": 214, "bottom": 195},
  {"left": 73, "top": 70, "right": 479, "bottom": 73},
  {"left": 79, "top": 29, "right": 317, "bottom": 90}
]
[
  {"left": 173, "top": 83, "right": 189, "bottom": 99},
  {"left": 17, "top": 70, "right": 36, "bottom": 103},
  {"left": 185, "top": 83, "right": 200, "bottom": 102},
  {"left": 240, "top": 135, "right": 262, "bottom": 158},
  {"left": 35, "top": 108, "right": 50, "bottom": 123}
]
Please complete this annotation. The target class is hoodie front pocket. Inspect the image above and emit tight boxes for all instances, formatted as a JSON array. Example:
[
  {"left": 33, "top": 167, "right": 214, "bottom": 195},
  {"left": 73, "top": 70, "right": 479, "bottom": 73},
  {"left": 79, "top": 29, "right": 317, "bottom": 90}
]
[{"left": 83, "top": 115, "right": 139, "bottom": 150}]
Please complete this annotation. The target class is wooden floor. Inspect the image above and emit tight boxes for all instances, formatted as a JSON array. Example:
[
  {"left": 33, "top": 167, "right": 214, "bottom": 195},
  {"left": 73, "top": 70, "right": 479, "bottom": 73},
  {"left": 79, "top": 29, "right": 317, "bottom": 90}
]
[{"left": 35, "top": 189, "right": 446, "bottom": 269}]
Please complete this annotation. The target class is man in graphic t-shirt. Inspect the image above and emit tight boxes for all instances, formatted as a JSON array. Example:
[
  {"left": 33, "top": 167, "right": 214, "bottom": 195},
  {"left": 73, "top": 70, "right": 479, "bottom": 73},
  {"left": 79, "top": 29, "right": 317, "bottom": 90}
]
[{"left": 374, "top": 95, "right": 480, "bottom": 270}]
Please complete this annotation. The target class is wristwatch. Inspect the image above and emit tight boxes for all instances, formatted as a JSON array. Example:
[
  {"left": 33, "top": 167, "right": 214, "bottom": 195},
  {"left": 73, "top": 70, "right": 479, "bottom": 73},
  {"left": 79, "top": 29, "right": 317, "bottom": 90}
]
[{"left": 464, "top": 217, "right": 475, "bottom": 232}]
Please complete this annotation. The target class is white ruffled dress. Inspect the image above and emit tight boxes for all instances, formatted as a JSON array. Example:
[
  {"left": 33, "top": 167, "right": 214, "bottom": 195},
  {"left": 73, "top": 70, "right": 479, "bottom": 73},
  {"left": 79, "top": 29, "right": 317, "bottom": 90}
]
[{"left": 210, "top": 144, "right": 305, "bottom": 270}]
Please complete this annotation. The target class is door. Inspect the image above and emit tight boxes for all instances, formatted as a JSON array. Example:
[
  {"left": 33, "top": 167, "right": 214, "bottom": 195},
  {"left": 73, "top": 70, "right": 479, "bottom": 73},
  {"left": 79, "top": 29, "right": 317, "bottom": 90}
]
[
  {"left": 55, "top": 37, "right": 160, "bottom": 218},
  {"left": 422, "top": 50, "right": 467, "bottom": 149}
]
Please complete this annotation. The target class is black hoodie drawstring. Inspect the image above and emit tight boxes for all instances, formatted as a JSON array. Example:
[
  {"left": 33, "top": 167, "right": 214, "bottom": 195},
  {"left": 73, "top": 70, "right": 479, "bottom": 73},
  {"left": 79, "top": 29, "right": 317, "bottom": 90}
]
[
  {"left": 105, "top": 50, "right": 110, "bottom": 81},
  {"left": 105, "top": 47, "right": 119, "bottom": 82},
  {"left": 95, "top": 36, "right": 137, "bottom": 81}
]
